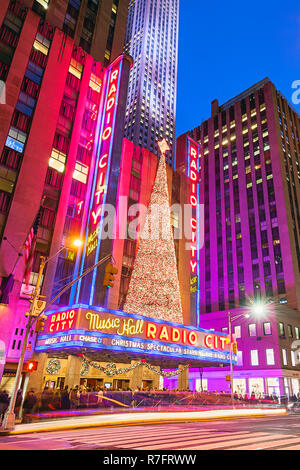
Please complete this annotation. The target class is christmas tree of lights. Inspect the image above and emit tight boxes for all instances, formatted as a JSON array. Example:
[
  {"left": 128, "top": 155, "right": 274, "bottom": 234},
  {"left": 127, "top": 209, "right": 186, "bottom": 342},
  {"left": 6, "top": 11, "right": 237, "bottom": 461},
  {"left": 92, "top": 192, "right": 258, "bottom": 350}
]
[{"left": 123, "top": 142, "right": 183, "bottom": 324}]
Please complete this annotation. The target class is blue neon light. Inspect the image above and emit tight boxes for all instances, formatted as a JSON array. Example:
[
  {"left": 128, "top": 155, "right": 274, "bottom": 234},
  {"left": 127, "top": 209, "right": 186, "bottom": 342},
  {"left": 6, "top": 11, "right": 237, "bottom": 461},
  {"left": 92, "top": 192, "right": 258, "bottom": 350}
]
[{"left": 89, "top": 59, "right": 123, "bottom": 305}]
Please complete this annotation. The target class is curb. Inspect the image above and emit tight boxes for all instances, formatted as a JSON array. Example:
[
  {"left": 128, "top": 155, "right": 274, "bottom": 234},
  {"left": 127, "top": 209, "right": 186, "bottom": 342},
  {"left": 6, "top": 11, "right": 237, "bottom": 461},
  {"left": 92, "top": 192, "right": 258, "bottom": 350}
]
[{"left": 0, "top": 408, "right": 287, "bottom": 435}]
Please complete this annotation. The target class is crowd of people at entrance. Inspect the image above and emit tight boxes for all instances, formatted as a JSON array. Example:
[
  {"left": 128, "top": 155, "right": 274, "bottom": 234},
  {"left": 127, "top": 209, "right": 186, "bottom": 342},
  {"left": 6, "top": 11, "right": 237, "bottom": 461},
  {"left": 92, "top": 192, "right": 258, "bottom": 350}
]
[{"left": 1, "top": 386, "right": 300, "bottom": 424}]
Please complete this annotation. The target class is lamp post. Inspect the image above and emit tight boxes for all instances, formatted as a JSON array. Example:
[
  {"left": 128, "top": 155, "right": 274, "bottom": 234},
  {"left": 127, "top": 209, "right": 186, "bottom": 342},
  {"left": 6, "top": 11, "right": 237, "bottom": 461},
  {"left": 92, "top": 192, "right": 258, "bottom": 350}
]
[
  {"left": 228, "top": 303, "right": 267, "bottom": 405},
  {"left": 1, "top": 239, "right": 84, "bottom": 431}
]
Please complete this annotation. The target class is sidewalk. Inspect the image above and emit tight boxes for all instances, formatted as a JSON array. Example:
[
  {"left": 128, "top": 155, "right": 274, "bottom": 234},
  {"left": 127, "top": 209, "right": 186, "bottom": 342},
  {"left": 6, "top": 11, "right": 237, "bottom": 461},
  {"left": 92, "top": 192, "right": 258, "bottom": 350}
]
[{"left": 0, "top": 405, "right": 287, "bottom": 435}]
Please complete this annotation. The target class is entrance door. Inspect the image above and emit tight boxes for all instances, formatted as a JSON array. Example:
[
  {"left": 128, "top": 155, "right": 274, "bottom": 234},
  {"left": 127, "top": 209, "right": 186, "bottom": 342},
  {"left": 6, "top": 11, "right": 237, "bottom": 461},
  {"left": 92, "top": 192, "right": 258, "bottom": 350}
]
[
  {"left": 142, "top": 380, "right": 153, "bottom": 391},
  {"left": 113, "top": 379, "right": 130, "bottom": 390}
]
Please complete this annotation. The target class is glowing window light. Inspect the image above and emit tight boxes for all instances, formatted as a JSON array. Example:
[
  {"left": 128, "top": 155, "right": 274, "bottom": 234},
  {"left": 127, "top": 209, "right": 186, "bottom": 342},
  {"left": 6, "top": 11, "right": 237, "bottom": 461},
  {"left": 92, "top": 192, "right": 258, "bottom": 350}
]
[
  {"left": 89, "top": 74, "right": 102, "bottom": 93},
  {"left": 69, "top": 59, "right": 83, "bottom": 79},
  {"left": 73, "top": 162, "right": 89, "bottom": 184},
  {"left": 49, "top": 149, "right": 66, "bottom": 173},
  {"left": 33, "top": 33, "right": 50, "bottom": 55}
]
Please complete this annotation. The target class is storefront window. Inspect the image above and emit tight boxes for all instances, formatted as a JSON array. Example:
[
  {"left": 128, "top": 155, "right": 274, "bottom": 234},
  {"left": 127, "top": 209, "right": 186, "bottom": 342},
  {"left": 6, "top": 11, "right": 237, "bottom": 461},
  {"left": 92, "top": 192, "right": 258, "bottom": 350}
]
[
  {"left": 266, "top": 377, "right": 280, "bottom": 396},
  {"left": 233, "top": 378, "right": 246, "bottom": 396},
  {"left": 248, "top": 377, "right": 264, "bottom": 397}
]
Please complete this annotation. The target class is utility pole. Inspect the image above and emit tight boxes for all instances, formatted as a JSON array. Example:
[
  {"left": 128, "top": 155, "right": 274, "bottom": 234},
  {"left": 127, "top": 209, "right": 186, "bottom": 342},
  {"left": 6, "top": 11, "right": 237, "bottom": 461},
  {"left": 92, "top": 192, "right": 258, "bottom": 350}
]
[
  {"left": 228, "top": 310, "right": 234, "bottom": 406},
  {"left": 1, "top": 256, "right": 46, "bottom": 431},
  {"left": 1, "top": 251, "right": 112, "bottom": 431}
]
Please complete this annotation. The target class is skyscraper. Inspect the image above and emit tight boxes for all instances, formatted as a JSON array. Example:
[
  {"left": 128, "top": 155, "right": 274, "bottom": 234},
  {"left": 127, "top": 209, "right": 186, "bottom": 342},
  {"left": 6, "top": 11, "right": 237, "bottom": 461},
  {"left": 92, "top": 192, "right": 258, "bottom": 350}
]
[
  {"left": 177, "top": 78, "right": 300, "bottom": 314},
  {"left": 4, "top": 0, "right": 130, "bottom": 64},
  {"left": 123, "top": 0, "right": 179, "bottom": 166}
]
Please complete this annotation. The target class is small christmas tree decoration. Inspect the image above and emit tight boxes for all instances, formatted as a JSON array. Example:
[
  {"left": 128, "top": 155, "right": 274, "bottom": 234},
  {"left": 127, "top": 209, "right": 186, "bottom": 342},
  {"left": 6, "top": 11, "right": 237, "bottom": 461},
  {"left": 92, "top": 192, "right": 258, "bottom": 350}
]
[{"left": 123, "top": 151, "right": 183, "bottom": 324}]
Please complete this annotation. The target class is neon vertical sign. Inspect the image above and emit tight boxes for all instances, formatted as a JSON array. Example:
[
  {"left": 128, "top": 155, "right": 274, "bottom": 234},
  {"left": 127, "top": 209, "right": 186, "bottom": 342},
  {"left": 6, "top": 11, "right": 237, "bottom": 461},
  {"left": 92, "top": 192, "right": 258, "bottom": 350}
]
[
  {"left": 187, "top": 137, "right": 201, "bottom": 327},
  {"left": 74, "top": 54, "right": 132, "bottom": 307}
]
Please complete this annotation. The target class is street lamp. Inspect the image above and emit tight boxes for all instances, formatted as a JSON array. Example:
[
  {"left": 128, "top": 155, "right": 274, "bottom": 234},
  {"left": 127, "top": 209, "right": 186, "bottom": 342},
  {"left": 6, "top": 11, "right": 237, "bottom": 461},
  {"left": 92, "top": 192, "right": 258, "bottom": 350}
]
[
  {"left": 228, "top": 302, "right": 267, "bottom": 405},
  {"left": 1, "top": 238, "right": 83, "bottom": 431}
]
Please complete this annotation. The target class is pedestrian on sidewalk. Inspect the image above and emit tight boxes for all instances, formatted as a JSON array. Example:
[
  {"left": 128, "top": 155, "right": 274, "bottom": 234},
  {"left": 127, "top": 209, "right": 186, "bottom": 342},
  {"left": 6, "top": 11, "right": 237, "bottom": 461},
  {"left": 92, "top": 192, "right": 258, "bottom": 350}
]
[
  {"left": 61, "top": 386, "right": 70, "bottom": 410},
  {"left": 0, "top": 389, "right": 9, "bottom": 424},
  {"left": 22, "top": 390, "right": 37, "bottom": 423},
  {"left": 14, "top": 389, "right": 23, "bottom": 419}
]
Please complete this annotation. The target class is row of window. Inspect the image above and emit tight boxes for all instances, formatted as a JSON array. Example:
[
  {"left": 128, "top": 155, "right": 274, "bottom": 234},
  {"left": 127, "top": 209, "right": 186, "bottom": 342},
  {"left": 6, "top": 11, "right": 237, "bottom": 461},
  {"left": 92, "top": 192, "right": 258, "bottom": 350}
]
[
  {"left": 238, "top": 348, "right": 300, "bottom": 367},
  {"left": 221, "top": 322, "right": 300, "bottom": 340}
]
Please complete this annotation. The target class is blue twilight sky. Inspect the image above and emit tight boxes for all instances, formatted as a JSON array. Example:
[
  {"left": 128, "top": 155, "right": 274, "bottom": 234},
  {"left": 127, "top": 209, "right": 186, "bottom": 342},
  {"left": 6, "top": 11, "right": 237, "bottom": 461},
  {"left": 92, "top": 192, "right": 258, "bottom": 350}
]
[{"left": 175, "top": 0, "right": 300, "bottom": 138}]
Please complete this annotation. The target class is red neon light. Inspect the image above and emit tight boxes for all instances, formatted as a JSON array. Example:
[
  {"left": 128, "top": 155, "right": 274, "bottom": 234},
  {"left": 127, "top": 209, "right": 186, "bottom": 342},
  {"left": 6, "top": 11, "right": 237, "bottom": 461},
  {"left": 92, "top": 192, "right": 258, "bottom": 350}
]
[
  {"left": 49, "top": 309, "right": 76, "bottom": 333},
  {"left": 88, "top": 62, "right": 120, "bottom": 229},
  {"left": 145, "top": 322, "right": 200, "bottom": 346},
  {"left": 188, "top": 141, "right": 199, "bottom": 277}
]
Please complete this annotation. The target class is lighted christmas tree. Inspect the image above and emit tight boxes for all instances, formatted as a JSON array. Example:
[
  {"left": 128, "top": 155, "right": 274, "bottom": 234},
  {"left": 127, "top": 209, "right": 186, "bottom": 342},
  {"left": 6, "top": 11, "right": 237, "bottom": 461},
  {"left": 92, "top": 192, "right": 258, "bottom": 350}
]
[{"left": 123, "top": 141, "right": 183, "bottom": 324}]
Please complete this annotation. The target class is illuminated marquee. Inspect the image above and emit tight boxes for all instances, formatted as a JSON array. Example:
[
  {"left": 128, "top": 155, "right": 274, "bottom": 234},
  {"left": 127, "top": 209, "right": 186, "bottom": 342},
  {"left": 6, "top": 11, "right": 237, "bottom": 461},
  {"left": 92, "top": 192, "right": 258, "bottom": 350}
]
[
  {"left": 37, "top": 306, "right": 236, "bottom": 365},
  {"left": 48, "top": 309, "right": 76, "bottom": 333}
]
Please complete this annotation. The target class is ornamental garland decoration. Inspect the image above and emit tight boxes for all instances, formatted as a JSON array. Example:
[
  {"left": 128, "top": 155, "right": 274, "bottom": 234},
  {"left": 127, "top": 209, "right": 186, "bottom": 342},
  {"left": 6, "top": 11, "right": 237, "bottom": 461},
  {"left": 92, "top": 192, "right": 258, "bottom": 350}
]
[
  {"left": 82, "top": 356, "right": 190, "bottom": 378},
  {"left": 46, "top": 359, "right": 61, "bottom": 375},
  {"left": 80, "top": 360, "right": 90, "bottom": 376}
]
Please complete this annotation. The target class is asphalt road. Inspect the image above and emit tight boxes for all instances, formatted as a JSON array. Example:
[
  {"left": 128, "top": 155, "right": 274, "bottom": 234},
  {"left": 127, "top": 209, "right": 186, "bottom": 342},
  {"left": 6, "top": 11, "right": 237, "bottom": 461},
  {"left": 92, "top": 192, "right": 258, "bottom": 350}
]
[{"left": 0, "top": 413, "right": 300, "bottom": 451}]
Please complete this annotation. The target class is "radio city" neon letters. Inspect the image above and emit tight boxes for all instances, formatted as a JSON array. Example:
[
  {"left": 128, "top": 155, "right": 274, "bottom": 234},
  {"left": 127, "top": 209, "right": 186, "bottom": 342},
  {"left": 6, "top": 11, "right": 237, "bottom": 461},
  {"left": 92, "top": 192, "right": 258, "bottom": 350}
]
[
  {"left": 90, "top": 65, "right": 120, "bottom": 228},
  {"left": 188, "top": 140, "right": 199, "bottom": 274}
]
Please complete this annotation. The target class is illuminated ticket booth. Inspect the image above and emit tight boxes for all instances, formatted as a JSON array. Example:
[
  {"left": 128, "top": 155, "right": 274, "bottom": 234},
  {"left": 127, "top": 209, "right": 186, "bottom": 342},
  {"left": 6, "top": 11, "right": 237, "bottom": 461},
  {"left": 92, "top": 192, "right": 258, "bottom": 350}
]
[{"left": 35, "top": 305, "right": 236, "bottom": 391}]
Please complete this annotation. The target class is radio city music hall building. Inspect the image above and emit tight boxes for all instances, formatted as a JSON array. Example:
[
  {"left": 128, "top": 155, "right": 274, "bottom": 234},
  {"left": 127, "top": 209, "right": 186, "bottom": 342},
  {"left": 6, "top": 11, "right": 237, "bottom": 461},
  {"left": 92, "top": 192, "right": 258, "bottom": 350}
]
[
  {"left": 172, "top": 78, "right": 300, "bottom": 397},
  {"left": 0, "top": 0, "right": 235, "bottom": 393}
]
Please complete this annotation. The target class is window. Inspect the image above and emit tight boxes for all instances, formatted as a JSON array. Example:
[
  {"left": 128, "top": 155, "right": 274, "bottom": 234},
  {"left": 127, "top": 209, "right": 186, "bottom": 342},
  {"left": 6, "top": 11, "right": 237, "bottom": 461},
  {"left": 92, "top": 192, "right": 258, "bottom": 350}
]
[
  {"left": 237, "top": 350, "right": 243, "bottom": 366},
  {"left": 49, "top": 148, "right": 66, "bottom": 173},
  {"left": 295, "top": 327, "right": 300, "bottom": 340},
  {"left": 234, "top": 325, "right": 241, "bottom": 339},
  {"left": 73, "top": 162, "right": 89, "bottom": 184},
  {"left": 89, "top": 74, "right": 101, "bottom": 93},
  {"left": 279, "top": 322, "right": 285, "bottom": 337},
  {"left": 248, "top": 323, "right": 257, "bottom": 337},
  {"left": 250, "top": 350, "right": 259, "bottom": 366},
  {"left": 282, "top": 349, "right": 288, "bottom": 366},
  {"left": 291, "top": 350, "right": 296, "bottom": 367},
  {"left": 68, "top": 58, "right": 83, "bottom": 79},
  {"left": 263, "top": 322, "right": 272, "bottom": 335},
  {"left": 6, "top": 126, "right": 27, "bottom": 153},
  {"left": 287, "top": 324, "right": 293, "bottom": 338},
  {"left": 266, "top": 349, "right": 275, "bottom": 365},
  {"left": 33, "top": 32, "right": 50, "bottom": 55}
]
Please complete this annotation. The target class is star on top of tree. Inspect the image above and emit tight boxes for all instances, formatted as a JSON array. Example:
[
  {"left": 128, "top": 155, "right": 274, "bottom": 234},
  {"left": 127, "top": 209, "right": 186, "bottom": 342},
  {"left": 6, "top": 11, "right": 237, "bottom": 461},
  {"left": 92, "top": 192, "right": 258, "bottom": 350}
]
[{"left": 157, "top": 138, "right": 170, "bottom": 156}]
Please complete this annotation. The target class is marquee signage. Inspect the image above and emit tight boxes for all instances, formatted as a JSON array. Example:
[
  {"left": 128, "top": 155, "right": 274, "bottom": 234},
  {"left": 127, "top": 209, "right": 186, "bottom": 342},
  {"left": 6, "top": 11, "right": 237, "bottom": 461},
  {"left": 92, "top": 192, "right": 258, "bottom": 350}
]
[{"left": 35, "top": 306, "right": 236, "bottom": 365}]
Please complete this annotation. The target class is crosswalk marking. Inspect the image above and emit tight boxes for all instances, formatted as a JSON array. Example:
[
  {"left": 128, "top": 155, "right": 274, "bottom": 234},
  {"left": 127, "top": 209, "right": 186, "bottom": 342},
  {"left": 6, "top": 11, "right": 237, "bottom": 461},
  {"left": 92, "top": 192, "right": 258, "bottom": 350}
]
[
  {"left": 7, "top": 422, "right": 300, "bottom": 451},
  {"left": 119, "top": 432, "right": 255, "bottom": 450},
  {"left": 52, "top": 428, "right": 215, "bottom": 443},
  {"left": 233, "top": 436, "right": 300, "bottom": 450},
  {"left": 180, "top": 434, "right": 294, "bottom": 451},
  {"left": 53, "top": 430, "right": 231, "bottom": 448},
  {"left": 278, "top": 443, "right": 300, "bottom": 450}
]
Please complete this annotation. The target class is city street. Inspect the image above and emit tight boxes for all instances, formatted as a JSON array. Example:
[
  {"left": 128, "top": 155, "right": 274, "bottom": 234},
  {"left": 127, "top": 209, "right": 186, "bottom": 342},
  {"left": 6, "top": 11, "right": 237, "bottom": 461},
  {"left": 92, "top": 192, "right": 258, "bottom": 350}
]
[{"left": 1, "top": 414, "right": 300, "bottom": 450}]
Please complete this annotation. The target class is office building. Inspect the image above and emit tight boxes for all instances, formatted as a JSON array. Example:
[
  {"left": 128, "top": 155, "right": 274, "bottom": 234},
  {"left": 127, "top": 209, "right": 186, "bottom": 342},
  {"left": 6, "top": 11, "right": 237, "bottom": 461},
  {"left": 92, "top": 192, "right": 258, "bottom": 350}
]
[
  {"left": 177, "top": 78, "right": 300, "bottom": 314},
  {"left": 123, "top": 0, "right": 179, "bottom": 166},
  {"left": 174, "top": 78, "right": 300, "bottom": 397}
]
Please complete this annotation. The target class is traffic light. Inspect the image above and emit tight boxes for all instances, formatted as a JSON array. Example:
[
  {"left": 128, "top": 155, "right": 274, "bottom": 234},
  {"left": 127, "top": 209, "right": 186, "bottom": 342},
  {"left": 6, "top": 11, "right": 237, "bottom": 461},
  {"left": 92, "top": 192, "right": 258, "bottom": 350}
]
[
  {"left": 26, "top": 361, "right": 38, "bottom": 372},
  {"left": 232, "top": 342, "right": 238, "bottom": 354},
  {"left": 35, "top": 315, "right": 46, "bottom": 333},
  {"left": 103, "top": 263, "right": 118, "bottom": 288}
]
